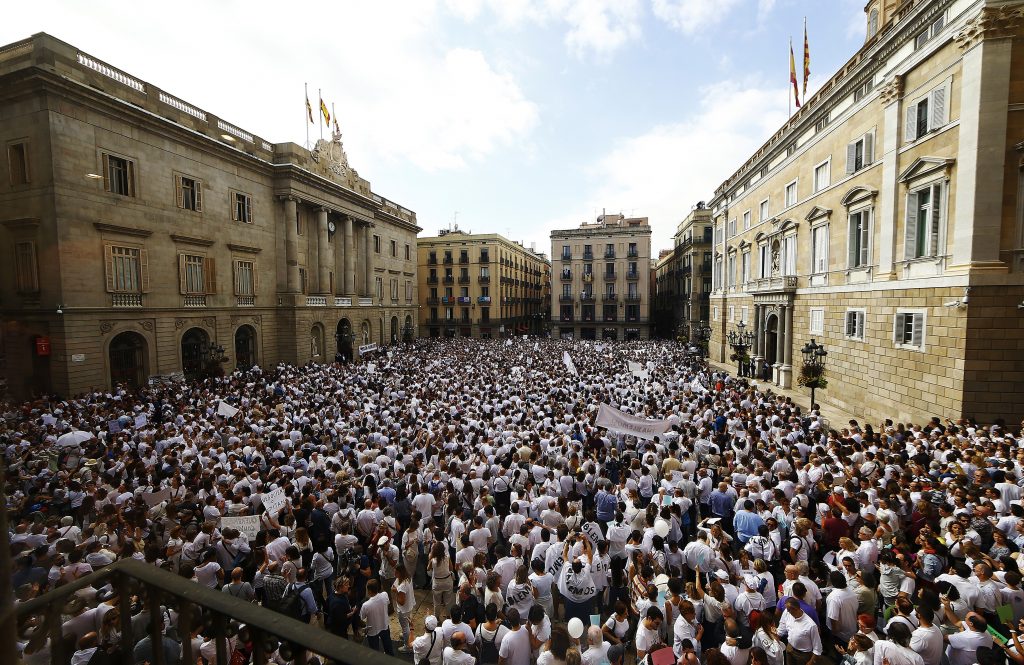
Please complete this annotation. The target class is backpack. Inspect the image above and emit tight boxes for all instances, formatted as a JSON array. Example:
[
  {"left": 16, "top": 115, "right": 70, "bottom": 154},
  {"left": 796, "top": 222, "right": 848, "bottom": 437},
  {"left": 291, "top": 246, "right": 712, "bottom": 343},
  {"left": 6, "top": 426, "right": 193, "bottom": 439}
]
[
  {"left": 272, "top": 583, "right": 309, "bottom": 620},
  {"left": 477, "top": 626, "right": 500, "bottom": 665}
]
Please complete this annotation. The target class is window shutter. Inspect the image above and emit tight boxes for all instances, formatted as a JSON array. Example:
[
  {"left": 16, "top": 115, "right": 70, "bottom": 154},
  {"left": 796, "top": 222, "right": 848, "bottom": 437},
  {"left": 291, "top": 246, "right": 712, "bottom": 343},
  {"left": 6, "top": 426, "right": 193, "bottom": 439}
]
[
  {"left": 848, "top": 216, "right": 858, "bottom": 268},
  {"left": 930, "top": 83, "right": 947, "bottom": 129},
  {"left": 231, "top": 194, "right": 239, "bottom": 222},
  {"left": 127, "top": 160, "right": 135, "bottom": 197},
  {"left": 911, "top": 314, "right": 924, "bottom": 347},
  {"left": 245, "top": 197, "right": 252, "bottom": 223},
  {"left": 904, "top": 193, "right": 918, "bottom": 260},
  {"left": 178, "top": 253, "right": 188, "bottom": 294},
  {"left": 894, "top": 313, "right": 905, "bottom": 344},
  {"left": 860, "top": 211, "right": 871, "bottom": 266},
  {"left": 846, "top": 312, "right": 855, "bottom": 337},
  {"left": 104, "top": 244, "right": 115, "bottom": 292},
  {"left": 194, "top": 181, "right": 203, "bottom": 212},
  {"left": 864, "top": 132, "right": 874, "bottom": 165},
  {"left": 905, "top": 103, "right": 918, "bottom": 142},
  {"left": 205, "top": 257, "right": 217, "bottom": 294},
  {"left": 140, "top": 248, "right": 150, "bottom": 293},
  {"left": 175, "top": 176, "right": 184, "bottom": 209},
  {"left": 101, "top": 153, "right": 111, "bottom": 193},
  {"left": 846, "top": 142, "right": 857, "bottom": 175},
  {"left": 930, "top": 184, "right": 942, "bottom": 257},
  {"left": 857, "top": 312, "right": 865, "bottom": 338},
  {"left": 253, "top": 262, "right": 259, "bottom": 292},
  {"left": 233, "top": 260, "right": 241, "bottom": 296}
]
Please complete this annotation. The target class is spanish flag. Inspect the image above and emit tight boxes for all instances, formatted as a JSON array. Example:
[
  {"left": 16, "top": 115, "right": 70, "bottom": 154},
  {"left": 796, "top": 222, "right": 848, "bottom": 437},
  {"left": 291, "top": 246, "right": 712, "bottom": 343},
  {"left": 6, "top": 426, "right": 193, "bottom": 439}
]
[
  {"left": 790, "top": 39, "right": 801, "bottom": 109},
  {"left": 803, "top": 19, "right": 810, "bottom": 99},
  {"left": 320, "top": 97, "right": 331, "bottom": 125}
]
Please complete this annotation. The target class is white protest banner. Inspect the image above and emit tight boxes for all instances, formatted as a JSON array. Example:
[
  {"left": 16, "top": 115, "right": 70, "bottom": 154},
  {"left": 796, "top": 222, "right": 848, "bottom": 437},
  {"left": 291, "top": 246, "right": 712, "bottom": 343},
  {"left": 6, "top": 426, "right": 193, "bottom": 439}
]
[
  {"left": 563, "top": 351, "right": 578, "bottom": 376},
  {"left": 141, "top": 488, "right": 171, "bottom": 507},
  {"left": 595, "top": 403, "right": 671, "bottom": 440},
  {"left": 627, "top": 361, "right": 648, "bottom": 381},
  {"left": 358, "top": 343, "right": 378, "bottom": 356},
  {"left": 261, "top": 487, "right": 286, "bottom": 516},
  {"left": 217, "top": 401, "right": 239, "bottom": 418},
  {"left": 220, "top": 515, "right": 262, "bottom": 540},
  {"left": 505, "top": 339, "right": 513, "bottom": 347},
  {"left": 689, "top": 378, "right": 707, "bottom": 393},
  {"left": 134, "top": 414, "right": 148, "bottom": 429},
  {"left": 41, "top": 414, "right": 56, "bottom": 427}
]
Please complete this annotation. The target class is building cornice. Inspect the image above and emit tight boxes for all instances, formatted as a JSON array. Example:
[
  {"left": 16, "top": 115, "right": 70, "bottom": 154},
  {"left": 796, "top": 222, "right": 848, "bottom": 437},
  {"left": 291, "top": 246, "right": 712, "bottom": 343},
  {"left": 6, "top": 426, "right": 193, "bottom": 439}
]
[{"left": 91, "top": 222, "right": 151, "bottom": 237}]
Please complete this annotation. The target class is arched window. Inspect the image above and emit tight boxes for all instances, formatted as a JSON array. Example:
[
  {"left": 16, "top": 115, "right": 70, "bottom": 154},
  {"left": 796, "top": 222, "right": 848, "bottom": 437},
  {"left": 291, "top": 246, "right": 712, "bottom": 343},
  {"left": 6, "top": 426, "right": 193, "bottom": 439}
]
[{"left": 868, "top": 8, "right": 879, "bottom": 38}]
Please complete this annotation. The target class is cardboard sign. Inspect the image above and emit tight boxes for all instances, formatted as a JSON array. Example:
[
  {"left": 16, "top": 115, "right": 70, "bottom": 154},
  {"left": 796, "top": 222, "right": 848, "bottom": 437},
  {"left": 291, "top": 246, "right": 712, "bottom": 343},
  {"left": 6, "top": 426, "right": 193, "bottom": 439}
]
[
  {"left": 220, "top": 515, "right": 263, "bottom": 539},
  {"left": 261, "top": 488, "right": 286, "bottom": 516},
  {"left": 217, "top": 401, "right": 239, "bottom": 418},
  {"left": 141, "top": 488, "right": 171, "bottom": 507},
  {"left": 358, "top": 343, "right": 378, "bottom": 355},
  {"left": 134, "top": 414, "right": 148, "bottom": 429}
]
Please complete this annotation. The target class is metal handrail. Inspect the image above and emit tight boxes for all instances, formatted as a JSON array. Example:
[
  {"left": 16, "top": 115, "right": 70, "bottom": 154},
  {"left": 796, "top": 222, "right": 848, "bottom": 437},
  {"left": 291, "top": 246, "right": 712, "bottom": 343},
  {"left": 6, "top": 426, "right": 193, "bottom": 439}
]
[{"left": 11, "top": 558, "right": 404, "bottom": 665}]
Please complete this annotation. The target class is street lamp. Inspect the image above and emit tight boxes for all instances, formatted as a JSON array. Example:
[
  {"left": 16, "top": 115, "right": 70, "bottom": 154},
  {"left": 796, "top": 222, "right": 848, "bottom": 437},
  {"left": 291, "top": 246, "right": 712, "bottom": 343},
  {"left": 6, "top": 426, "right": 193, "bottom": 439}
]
[
  {"left": 402, "top": 322, "right": 415, "bottom": 343},
  {"left": 726, "top": 321, "right": 755, "bottom": 377},
  {"left": 799, "top": 338, "right": 828, "bottom": 411},
  {"left": 693, "top": 323, "right": 711, "bottom": 358}
]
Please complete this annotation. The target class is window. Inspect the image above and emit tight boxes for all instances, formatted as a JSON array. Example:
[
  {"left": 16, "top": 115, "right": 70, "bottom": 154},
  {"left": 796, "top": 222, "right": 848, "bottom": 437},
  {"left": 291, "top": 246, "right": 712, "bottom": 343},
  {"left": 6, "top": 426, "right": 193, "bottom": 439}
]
[
  {"left": 854, "top": 78, "right": 874, "bottom": 103},
  {"left": 814, "top": 160, "right": 830, "bottom": 192},
  {"left": 729, "top": 306, "right": 735, "bottom": 322},
  {"left": 845, "top": 309, "right": 866, "bottom": 340},
  {"left": 848, "top": 209, "right": 871, "bottom": 267},
  {"left": 391, "top": 279, "right": 399, "bottom": 301},
  {"left": 713, "top": 306, "right": 719, "bottom": 321},
  {"left": 758, "top": 244, "right": 769, "bottom": 278},
  {"left": 7, "top": 142, "right": 29, "bottom": 185},
  {"left": 562, "top": 245, "right": 571, "bottom": 259},
  {"left": 374, "top": 235, "right": 381, "bottom": 253},
  {"left": 915, "top": 14, "right": 945, "bottom": 49},
  {"left": 905, "top": 181, "right": 945, "bottom": 260},
  {"left": 605, "top": 262, "right": 614, "bottom": 276},
  {"left": 405, "top": 244, "right": 411, "bottom": 260},
  {"left": 714, "top": 257, "right": 723, "bottom": 288},
  {"left": 234, "top": 260, "right": 256, "bottom": 296},
  {"left": 785, "top": 180, "right": 798, "bottom": 207},
  {"left": 846, "top": 133, "right": 874, "bottom": 175},
  {"left": 231, "top": 192, "right": 252, "bottom": 223},
  {"left": 175, "top": 175, "right": 203, "bottom": 212},
  {"left": 782, "top": 235, "right": 797, "bottom": 276},
  {"left": 905, "top": 79, "right": 950, "bottom": 142},
  {"left": 178, "top": 253, "right": 215, "bottom": 294},
  {"left": 299, "top": 267, "right": 307, "bottom": 294},
  {"left": 102, "top": 153, "right": 136, "bottom": 197},
  {"left": 727, "top": 254, "right": 736, "bottom": 287},
  {"left": 406, "top": 280, "right": 413, "bottom": 301},
  {"left": 375, "top": 276, "right": 384, "bottom": 299},
  {"left": 740, "top": 307, "right": 748, "bottom": 324},
  {"left": 809, "top": 308, "right": 824, "bottom": 335},
  {"left": 742, "top": 210, "right": 751, "bottom": 230},
  {"left": 741, "top": 251, "right": 750, "bottom": 285},
  {"left": 627, "top": 283, "right": 638, "bottom": 298},
  {"left": 814, "top": 112, "right": 830, "bottom": 132},
  {"left": 759, "top": 199, "right": 769, "bottom": 222},
  {"left": 728, "top": 218, "right": 737, "bottom": 237},
  {"left": 894, "top": 311, "right": 925, "bottom": 350},
  {"left": 715, "top": 225, "right": 724, "bottom": 245},
  {"left": 391, "top": 240, "right": 397, "bottom": 257},
  {"left": 868, "top": 9, "right": 879, "bottom": 38},
  {"left": 628, "top": 242, "right": 638, "bottom": 257},
  {"left": 14, "top": 241, "right": 39, "bottom": 293},
  {"left": 811, "top": 224, "right": 829, "bottom": 274}
]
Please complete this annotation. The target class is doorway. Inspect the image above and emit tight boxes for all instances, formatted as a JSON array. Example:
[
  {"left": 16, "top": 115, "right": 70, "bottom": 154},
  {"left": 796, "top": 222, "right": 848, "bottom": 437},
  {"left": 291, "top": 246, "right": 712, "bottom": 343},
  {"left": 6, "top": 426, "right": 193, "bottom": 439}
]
[
  {"left": 181, "top": 327, "right": 210, "bottom": 381},
  {"left": 234, "top": 326, "right": 257, "bottom": 369},
  {"left": 110, "top": 331, "right": 147, "bottom": 388}
]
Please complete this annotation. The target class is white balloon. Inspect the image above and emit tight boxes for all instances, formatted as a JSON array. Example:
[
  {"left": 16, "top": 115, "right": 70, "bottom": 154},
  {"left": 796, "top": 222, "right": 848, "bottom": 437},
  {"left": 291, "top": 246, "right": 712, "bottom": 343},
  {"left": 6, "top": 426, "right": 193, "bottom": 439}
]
[
  {"left": 654, "top": 519, "right": 670, "bottom": 538},
  {"left": 567, "top": 617, "right": 585, "bottom": 639}
]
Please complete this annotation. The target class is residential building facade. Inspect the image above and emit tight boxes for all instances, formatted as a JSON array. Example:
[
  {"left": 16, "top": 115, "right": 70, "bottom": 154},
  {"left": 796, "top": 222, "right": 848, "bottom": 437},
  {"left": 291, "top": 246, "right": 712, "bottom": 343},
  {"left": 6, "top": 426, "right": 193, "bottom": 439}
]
[
  {"left": 0, "top": 33, "right": 420, "bottom": 398},
  {"left": 417, "top": 230, "right": 549, "bottom": 338},
  {"left": 707, "top": 0, "right": 1024, "bottom": 423},
  {"left": 653, "top": 203, "right": 714, "bottom": 338},
  {"left": 550, "top": 213, "right": 652, "bottom": 340}
]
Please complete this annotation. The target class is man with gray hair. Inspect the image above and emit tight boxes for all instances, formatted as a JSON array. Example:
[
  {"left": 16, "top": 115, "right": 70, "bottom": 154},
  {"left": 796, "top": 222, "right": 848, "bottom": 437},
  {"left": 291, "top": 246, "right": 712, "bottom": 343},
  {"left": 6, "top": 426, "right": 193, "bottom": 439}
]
[{"left": 581, "top": 624, "right": 610, "bottom": 665}]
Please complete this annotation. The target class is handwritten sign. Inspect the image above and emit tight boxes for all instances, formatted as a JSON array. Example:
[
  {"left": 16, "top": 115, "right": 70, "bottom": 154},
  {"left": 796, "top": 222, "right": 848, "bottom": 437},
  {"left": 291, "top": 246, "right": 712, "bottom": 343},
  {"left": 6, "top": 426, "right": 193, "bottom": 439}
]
[
  {"left": 261, "top": 488, "right": 286, "bottom": 516},
  {"left": 220, "top": 515, "right": 263, "bottom": 539},
  {"left": 358, "top": 343, "right": 378, "bottom": 355}
]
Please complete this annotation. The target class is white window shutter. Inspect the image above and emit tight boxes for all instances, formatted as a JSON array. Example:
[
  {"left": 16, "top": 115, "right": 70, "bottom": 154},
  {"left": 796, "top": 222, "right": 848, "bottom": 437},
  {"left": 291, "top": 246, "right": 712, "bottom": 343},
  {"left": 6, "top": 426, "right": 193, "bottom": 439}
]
[
  {"left": 846, "top": 142, "right": 857, "bottom": 175},
  {"left": 846, "top": 312, "right": 855, "bottom": 337},
  {"left": 905, "top": 193, "right": 918, "bottom": 260},
  {"left": 860, "top": 211, "right": 871, "bottom": 266},
  {"left": 864, "top": 132, "right": 874, "bottom": 165},
  {"left": 930, "top": 183, "right": 942, "bottom": 257},
  {"left": 930, "top": 85, "right": 947, "bottom": 129},
  {"left": 848, "top": 216, "right": 858, "bottom": 268},
  {"left": 905, "top": 103, "right": 918, "bottom": 142},
  {"left": 911, "top": 314, "right": 924, "bottom": 347},
  {"left": 894, "top": 313, "right": 905, "bottom": 344}
]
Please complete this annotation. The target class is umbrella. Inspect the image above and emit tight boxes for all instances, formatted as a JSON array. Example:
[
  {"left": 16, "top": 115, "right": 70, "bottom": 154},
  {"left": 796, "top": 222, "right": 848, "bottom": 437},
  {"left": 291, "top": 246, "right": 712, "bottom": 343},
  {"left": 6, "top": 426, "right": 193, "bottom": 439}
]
[{"left": 55, "top": 430, "right": 95, "bottom": 448}]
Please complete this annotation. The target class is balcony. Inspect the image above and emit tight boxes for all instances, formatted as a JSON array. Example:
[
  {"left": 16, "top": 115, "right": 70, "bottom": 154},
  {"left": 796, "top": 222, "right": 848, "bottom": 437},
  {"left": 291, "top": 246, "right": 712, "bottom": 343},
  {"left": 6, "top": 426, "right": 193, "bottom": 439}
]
[
  {"left": 746, "top": 275, "right": 798, "bottom": 293},
  {"left": 457, "top": 296, "right": 472, "bottom": 304},
  {"left": 479, "top": 275, "right": 490, "bottom": 283},
  {"left": 561, "top": 253, "right": 572, "bottom": 262},
  {"left": 604, "top": 250, "right": 616, "bottom": 259},
  {"left": 583, "top": 251, "right": 594, "bottom": 260},
  {"left": 236, "top": 295, "right": 255, "bottom": 307},
  {"left": 682, "top": 265, "right": 692, "bottom": 275},
  {"left": 428, "top": 256, "right": 438, "bottom": 265},
  {"left": 603, "top": 315, "right": 618, "bottom": 322},
  {"left": 604, "top": 271, "right": 616, "bottom": 280},
  {"left": 459, "top": 255, "right": 470, "bottom": 264},
  {"left": 560, "top": 272, "right": 573, "bottom": 281},
  {"left": 625, "top": 294, "right": 641, "bottom": 303},
  {"left": 441, "top": 296, "right": 454, "bottom": 304},
  {"left": 478, "top": 296, "right": 491, "bottom": 304},
  {"left": 427, "top": 317, "right": 443, "bottom": 325},
  {"left": 582, "top": 273, "right": 594, "bottom": 283},
  {"left": 12, "top": 558, "right": 387, "bottom": 665},
  {"left": 581, "top": 294, "right": 595, "bottom": 302},
  {"left": 627, "top": 249, "right": 639, "bottom": 258},
  {"left": 306, "top": 295, "right": 327, "bottom": 306},
  {"left": 559, "top": 295, "right": 574, "bottom": 303},
  {"left": 603, "top": 294, "right": 618, "bottom": 302},
  {"left": 111, "top": 293, "right": 143, "bottom": 308},
  {"left": 560, "top": 315, "right": 574, "bottom": 321},
  {"left": 479, "top": 254, "right": 490, "bottom": 263},
  {"left": 335, "top": 296, "right": 352, "bottom": 306},
  {"left": 443, "top": 276, "right": 454, "bottom": 285},
  {"left": 626, "top": 271, "right": 639, "bottom": 280},
  {"left": 426, "top": 297, "right": 440, "bottom": 305},
  {"left": 183, "top": 295, "right": 206, "bottom": 307},
  {"left": 427, "top": 276, "right": 438, "bottom": 285},
  {"left": 443, "top": 256, "right": 453, "bottom": 264}
]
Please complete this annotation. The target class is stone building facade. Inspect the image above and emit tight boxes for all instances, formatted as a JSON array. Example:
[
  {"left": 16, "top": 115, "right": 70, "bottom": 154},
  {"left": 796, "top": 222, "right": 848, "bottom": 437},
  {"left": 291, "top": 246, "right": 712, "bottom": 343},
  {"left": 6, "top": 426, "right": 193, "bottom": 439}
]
[
  {"left": 550, "top": 214, "right": 652, "bottom": 340},
  {"left": 417, "top": 230, "right": 550, "bottom": 338},
  {"left": 0, "top": 33, "right": 419, "bottom": 398},
  {"left": 653, "top": 204, "right": 714, "bottom": 339},
  {"left": 707, "top": 0, "right": 1024, "bottom": 423}
]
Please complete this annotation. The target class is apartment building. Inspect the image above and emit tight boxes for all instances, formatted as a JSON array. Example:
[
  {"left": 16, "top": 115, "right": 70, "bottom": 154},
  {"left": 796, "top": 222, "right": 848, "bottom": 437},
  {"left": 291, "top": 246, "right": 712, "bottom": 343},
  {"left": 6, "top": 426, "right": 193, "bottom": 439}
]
[
  {"left": 707, "top": 0, "right": 1024, "bottom": 422},
  {"left": 417, "top": 230, "right": 550, "bottom": 338},
  {"left": 550, "top": 213, "right": 652, "bottom": 340},
  {"left": 653, "top": 203, "right": 714, "bottom": 338},
  {"left": 0, "top": 34, "right": 420, "bottom": 398}
]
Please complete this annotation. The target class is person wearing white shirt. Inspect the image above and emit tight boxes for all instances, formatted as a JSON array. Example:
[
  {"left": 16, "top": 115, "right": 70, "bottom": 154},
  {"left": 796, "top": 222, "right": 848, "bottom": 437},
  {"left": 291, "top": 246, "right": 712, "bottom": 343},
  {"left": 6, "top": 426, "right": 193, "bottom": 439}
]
[
  {"left": 874, "top": 622, "right": 923, "bottom": 665},
  {"left": 909, "top": 606, "right": 944, "bottom": 665},
  {"left": 941, "top": 604, "right": 993, "bottom": 665},
  {"left": 777, "top": 598, "right": 822, "bottom": 663},
  {"left": 360, "top": 579, "right": 395, "bottom": 655},
  {"left": 497, "top": 608, "right": 532, "bottom": 665},
  {"left": 443, "top": 632, "right": 476, "bottom": 665},
  {"left": 825, "top": 573, "right": 859, "bottom": 644},
  {"left": 581, "top": 626, "right": 610, "bottom": 665},
  {"left": 413, "top": 616, "right": 444, "bottom": 665}
]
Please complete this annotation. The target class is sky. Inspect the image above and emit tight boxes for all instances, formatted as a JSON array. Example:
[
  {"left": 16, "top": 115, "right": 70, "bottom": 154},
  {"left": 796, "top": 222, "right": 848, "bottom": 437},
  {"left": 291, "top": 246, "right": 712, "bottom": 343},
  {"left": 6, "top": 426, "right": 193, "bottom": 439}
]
[{"left": 6, "top": 0, "right": 870, "bottom": 255}]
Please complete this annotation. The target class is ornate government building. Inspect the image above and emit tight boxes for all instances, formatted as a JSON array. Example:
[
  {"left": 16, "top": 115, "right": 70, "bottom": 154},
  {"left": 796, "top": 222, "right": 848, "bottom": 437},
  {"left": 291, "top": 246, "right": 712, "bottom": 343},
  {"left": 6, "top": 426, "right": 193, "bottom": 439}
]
[
  {"left": 708, "top": 0, "right": 1024, "bottom": 423},
  {"left": 0, "top": 33, "right": 420, "bottom": 398}
]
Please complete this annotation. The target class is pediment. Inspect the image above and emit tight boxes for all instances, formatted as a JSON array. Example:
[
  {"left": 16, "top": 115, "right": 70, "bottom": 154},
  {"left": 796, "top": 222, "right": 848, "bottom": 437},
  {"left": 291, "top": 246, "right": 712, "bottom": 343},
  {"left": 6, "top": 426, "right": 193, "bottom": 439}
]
[
  {"left": 804, "top": 206, "right": 832, "bottom": 222},
  {"left": 899, "top": 157, "right": 955, "bottom": 183}
]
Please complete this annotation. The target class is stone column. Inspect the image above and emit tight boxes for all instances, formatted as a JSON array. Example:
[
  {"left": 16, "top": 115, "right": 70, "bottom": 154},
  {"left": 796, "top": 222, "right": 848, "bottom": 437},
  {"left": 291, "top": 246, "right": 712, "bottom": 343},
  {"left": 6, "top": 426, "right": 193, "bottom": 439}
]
[
  {"left": 283, "top": 197, "right": 300, "bottom": 293},
  {"left": 780, "top": 302, "right": 794, "bottom": 388},
  {"left": 877, "top": 75, "right": 902, "bottom": 278},
  {"left": 316, "top": 207, "right": 331, "bottom": 294},
  {"left": 343, "top": 216, "right": 355, "bottom": 296},
  {"left": 774, "top": 304, "right": 786, "bottom": 384},
  {"left": 752, "top": 304, "right": 762, "bottom": 375},
  {"left": 363, "top": 222, "right": 374, "bottom": 297}
]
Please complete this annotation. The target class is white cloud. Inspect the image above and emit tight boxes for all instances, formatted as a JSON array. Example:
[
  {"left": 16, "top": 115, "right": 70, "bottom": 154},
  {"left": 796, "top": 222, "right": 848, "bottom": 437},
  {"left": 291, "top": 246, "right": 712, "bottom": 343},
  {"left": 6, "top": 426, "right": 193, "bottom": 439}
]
[
  {"left": 546, "top": 78, "right": 790, "bottom": 249},
  {"left": 651, "top": 0, "right": 743, "bottom": 35}
]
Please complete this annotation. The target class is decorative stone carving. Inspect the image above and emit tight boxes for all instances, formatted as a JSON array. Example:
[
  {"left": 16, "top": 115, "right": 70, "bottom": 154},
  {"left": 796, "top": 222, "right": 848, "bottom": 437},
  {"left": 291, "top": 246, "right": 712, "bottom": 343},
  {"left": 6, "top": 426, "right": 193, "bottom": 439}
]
[
  {"left": 955, "top": 6, "right": 1024, "bottom": 51},
  {"left": 138, "top": 320, "right": 154, "bottom": 331},
  {"left": 175, "top": 319, "right": 186, "bottom": 330},
  {"left": 202, "top": 317, "right": 216, "bottom": 328},
  {"left": 879, "top": 75, "right": 903, "bottom": 105},
  {"left": 100, "top": 321, "right": 114, "bottom": 334},
  {"left": 251, "top": 316, "right": 262, "bottom": 326}
]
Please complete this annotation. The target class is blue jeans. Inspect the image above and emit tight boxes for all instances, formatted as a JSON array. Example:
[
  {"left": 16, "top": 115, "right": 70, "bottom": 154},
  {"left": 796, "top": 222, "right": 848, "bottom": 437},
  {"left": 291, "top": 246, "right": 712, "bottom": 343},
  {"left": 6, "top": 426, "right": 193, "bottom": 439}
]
[{"left": 367, "top": 629, "right": 395, "bottom": 656}]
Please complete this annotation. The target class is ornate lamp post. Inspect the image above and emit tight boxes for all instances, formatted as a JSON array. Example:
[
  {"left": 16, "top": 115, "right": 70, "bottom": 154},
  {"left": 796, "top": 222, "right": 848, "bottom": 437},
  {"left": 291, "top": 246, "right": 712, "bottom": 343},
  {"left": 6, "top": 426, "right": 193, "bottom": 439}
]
[
  {"left": 402, "top": 322, "right": 415, "bottom": 343},
  {"left": 799, "top": 338, "right": 828, "bottom": 411},
  {"left": 726, "top": 321, "right": 755, "bottom": 377},
  {"left": 694, "top": 323, "right": 711, "bottom": 358}
]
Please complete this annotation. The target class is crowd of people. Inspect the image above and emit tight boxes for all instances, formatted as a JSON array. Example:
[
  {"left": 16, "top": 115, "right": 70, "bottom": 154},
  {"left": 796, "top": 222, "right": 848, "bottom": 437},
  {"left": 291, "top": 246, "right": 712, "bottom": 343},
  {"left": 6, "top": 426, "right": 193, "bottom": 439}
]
[{"left": 6, "top": 337, "right": 1024, "bottom": 665}]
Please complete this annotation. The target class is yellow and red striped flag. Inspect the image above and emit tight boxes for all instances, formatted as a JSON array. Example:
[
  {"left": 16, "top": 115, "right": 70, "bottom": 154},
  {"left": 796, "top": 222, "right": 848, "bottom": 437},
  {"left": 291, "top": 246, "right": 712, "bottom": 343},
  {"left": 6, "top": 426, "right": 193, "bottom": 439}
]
[
  {"left": 319, "top": 97, "right": 330, "bottom": 125},
  {"left": 790, "top": 39, "right": 801, "bottom": 109},
  {"left": 803, "top": 19, "right": 810, "bottom": 99}
]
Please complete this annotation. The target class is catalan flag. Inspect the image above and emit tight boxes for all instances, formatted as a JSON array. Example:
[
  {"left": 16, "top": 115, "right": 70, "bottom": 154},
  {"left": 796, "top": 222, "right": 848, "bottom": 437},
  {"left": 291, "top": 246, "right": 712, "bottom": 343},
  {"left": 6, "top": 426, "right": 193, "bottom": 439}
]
[
  {"left": 305, "top": 93, "right": 313, "bottom": 124},
  {"left": 320, "top": 97, "right": 330, "bottom": 126},
  {"left": 803, "top": 18, "right": 810, "bottom": 99},
  {"left": 790, "top": 39, "right": 801, "bottom": 109}
]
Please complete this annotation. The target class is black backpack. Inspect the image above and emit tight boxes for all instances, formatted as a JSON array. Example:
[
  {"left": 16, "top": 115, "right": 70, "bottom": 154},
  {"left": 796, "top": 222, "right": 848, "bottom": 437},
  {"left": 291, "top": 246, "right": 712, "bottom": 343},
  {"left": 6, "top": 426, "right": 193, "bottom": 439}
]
[
  {"left": 477, "top": 627, "right": 500, "bottom": 665},
  {"left": 273, "top": 583, "right": 309, "bottom": 620}
]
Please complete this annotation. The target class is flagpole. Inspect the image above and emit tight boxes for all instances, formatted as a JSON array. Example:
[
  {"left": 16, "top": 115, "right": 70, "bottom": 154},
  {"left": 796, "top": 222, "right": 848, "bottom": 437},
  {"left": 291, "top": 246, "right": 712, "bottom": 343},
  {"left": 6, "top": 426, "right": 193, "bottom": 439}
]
[
  {"left": 332, "top": 102, "right": 337, "bottom": 136},
  {"left": 788, "top": 37, "right": 792, "bottom": 117},
  {"left": 318, "top": 88, "right": 323, "bottom": 141},
  {"left": 305, "top": 82, "right": 310, "bottom": 148}
]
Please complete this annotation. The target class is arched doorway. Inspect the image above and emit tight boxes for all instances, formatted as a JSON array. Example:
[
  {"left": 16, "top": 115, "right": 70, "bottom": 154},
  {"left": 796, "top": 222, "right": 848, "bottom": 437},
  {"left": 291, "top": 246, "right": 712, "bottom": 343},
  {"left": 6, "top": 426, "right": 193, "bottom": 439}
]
[
  {"left": 391, "top": 316, "right": 399, "bottom": 345},
  {"left": 763, "top": 314, "right": 779, "bottom": 375},
  {"left": 181, "top": 327, "right": 210, "bottom": 381},
  {"left": 109, "top": 331, "right": 147, "bottom": 388},
  {"left": 234, "top": 326, "right": 257, "bottom": 369},
  {"left": 336, "top": 319, "right": 353, "bottom": 363}
]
